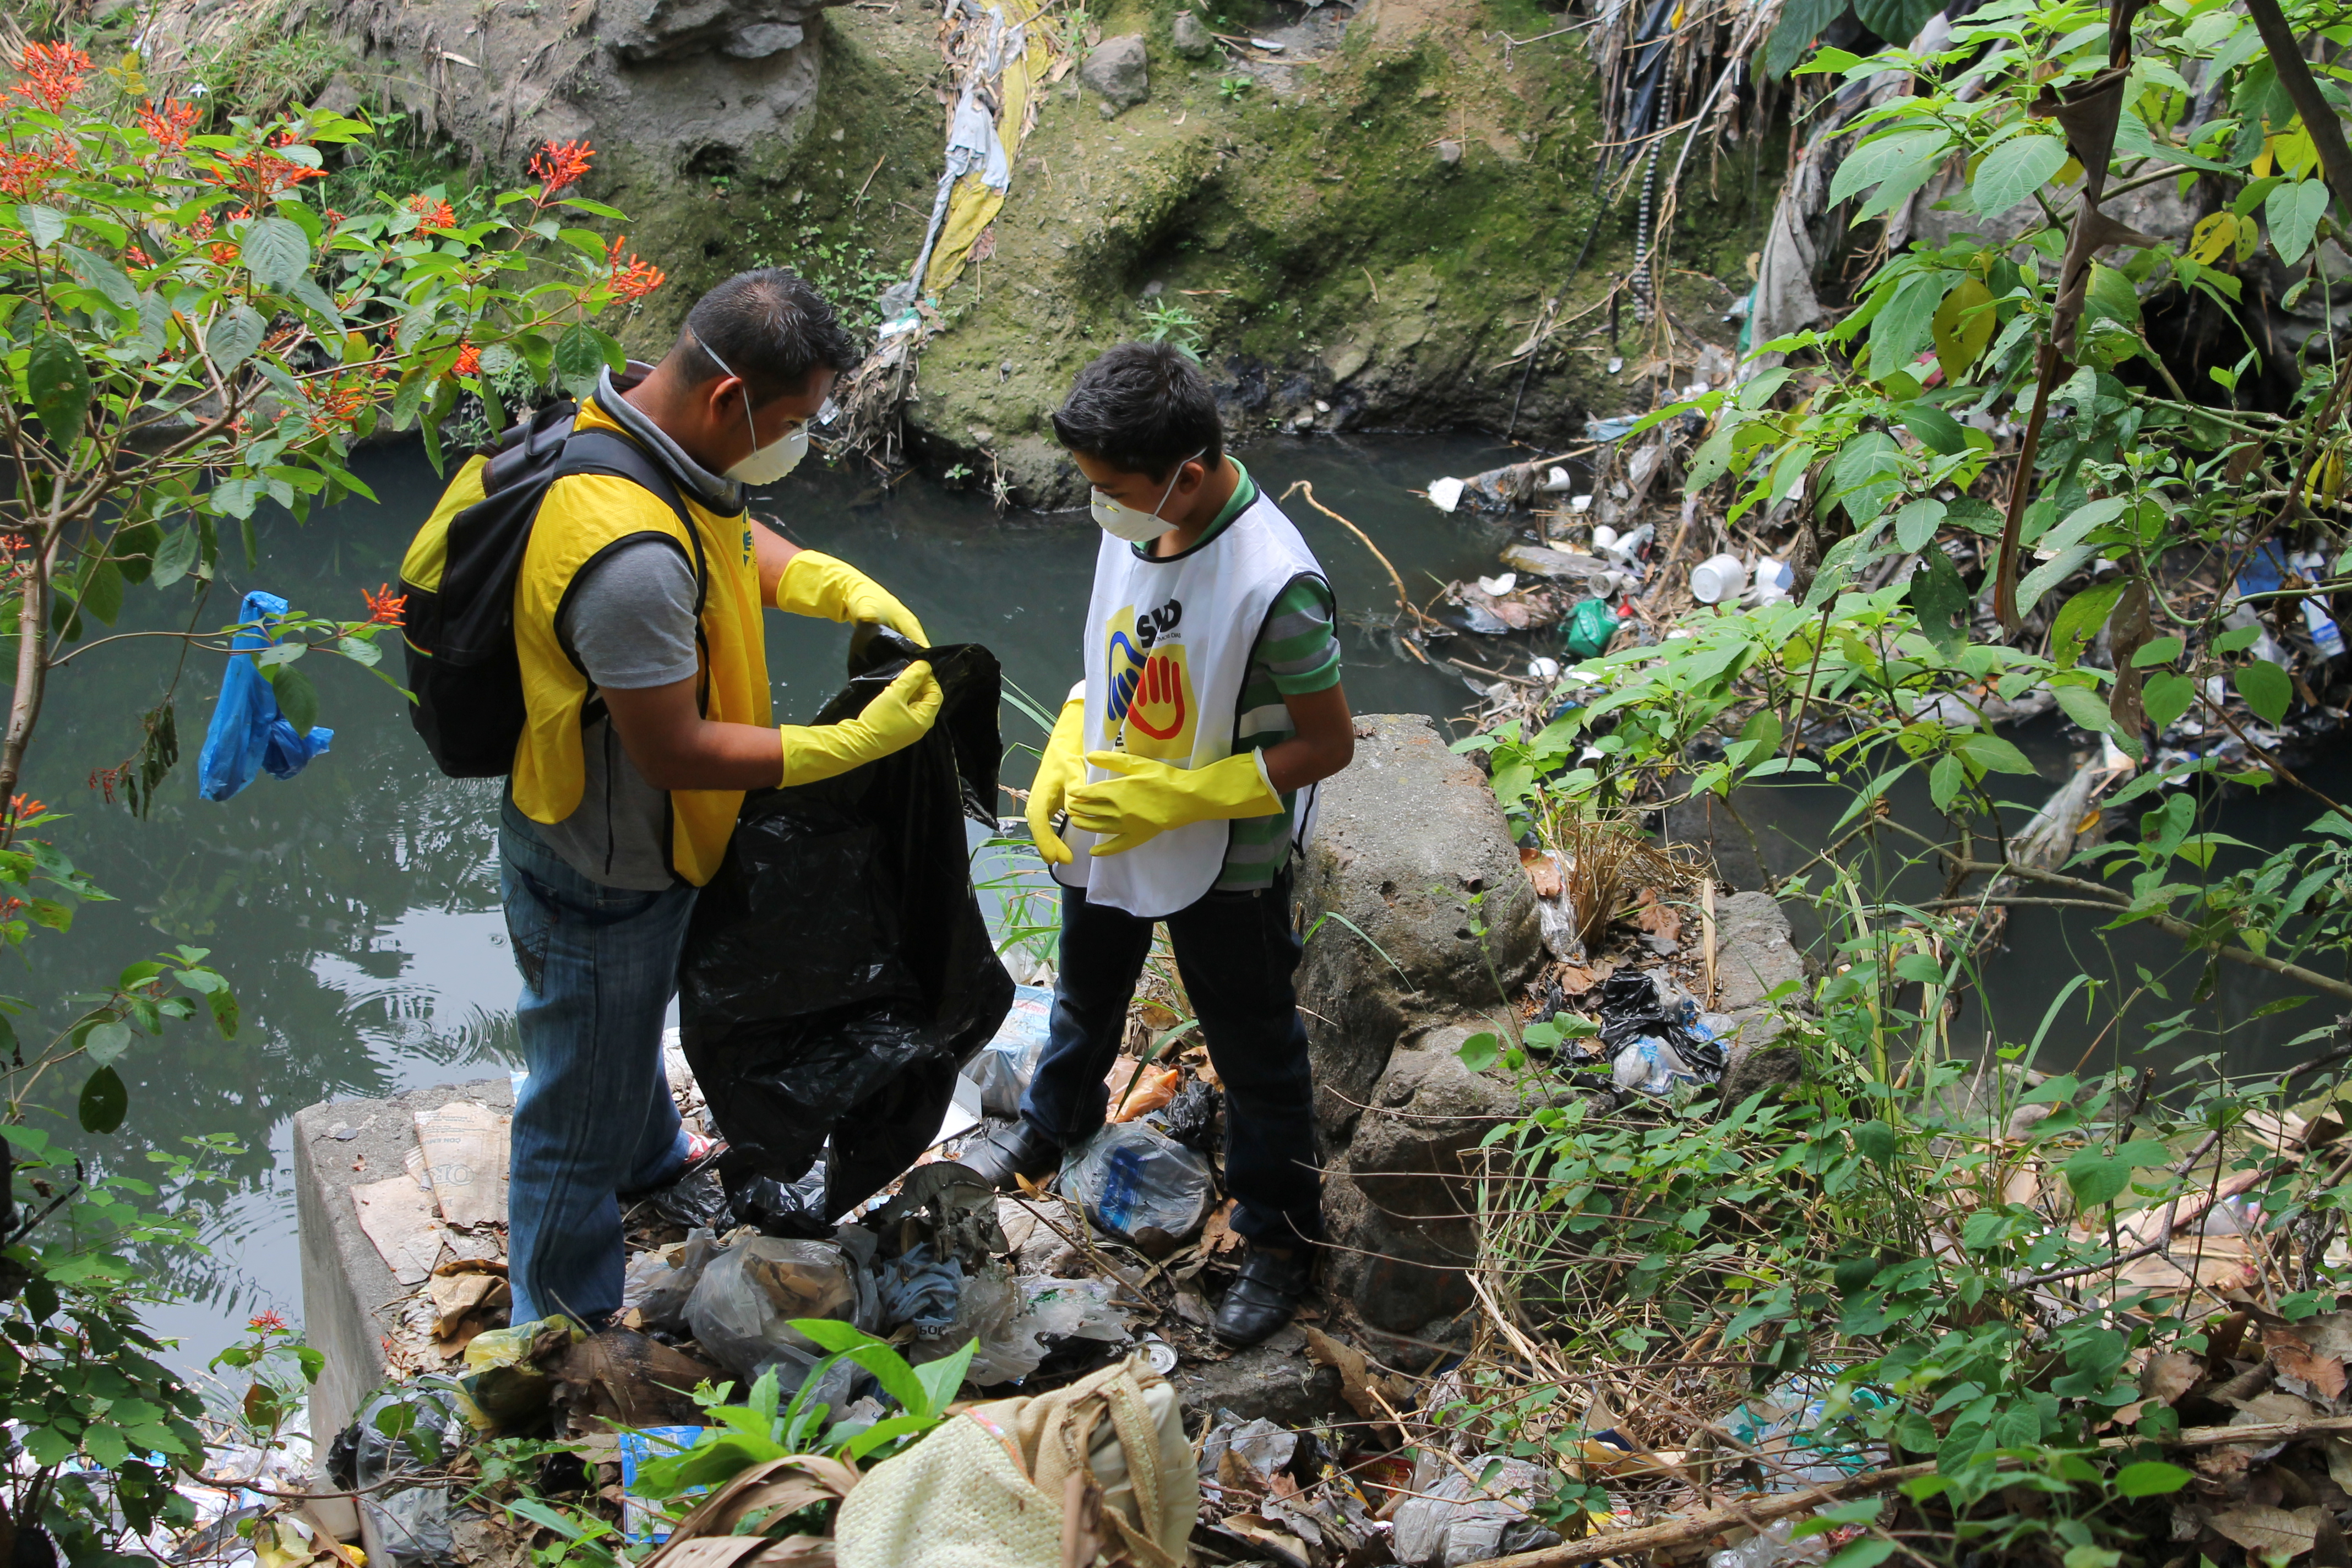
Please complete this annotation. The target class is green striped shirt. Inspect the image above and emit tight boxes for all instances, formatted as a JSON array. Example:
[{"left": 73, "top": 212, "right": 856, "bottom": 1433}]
[{"left": 1133, "top": 461, "right": 1342, "bottom": 890}]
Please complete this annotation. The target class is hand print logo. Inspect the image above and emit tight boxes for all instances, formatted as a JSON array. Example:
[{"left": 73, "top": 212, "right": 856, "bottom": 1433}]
[{"left": 1103, "top": 610, "right": 1195, "bottom": 758}]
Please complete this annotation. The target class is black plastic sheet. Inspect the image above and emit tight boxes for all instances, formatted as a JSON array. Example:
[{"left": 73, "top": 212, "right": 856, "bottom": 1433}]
[
  {"left": 678, "top": 631, "right": 1014, "bottom": 1237},
  {"left": 1597, "top": 970, "right": 1726, "bottom": 1075}
]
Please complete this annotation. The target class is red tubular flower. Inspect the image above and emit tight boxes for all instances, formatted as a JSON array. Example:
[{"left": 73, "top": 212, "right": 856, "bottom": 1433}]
[
  {"left": 12, "top": 42, "right": 90, "bottom": 113},
  {"left": 247, "top": 1310, "right": 288, "bottom": 1332},
  {"left": 362, "top": 584, "right": 406, "bottom": 626},
  {"left": 204, "top": 148, "right": 328, "bottom": 205},
  {"left": 136, "top": 98, "right": 202, "bottom": 153},
  {"left": 451, "top": 341, "right": 481, "bottom": 377},
  {"left": 603, "top": 236, "right": 666, "bottom": 302},
  {"left": 529, "top": 138, "right": 594, "bottom": 196},
  {"left": 406, "top": 194, "right": 458, "bottom": 231}
]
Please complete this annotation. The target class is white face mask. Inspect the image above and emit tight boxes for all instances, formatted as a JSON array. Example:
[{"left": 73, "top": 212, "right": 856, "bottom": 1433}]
[
  {"left": 1091, "top": 449, "right": 1205, "bottom": 542},
  {"left": 695, "top": 331, "right": 830, "bottom": 486}
]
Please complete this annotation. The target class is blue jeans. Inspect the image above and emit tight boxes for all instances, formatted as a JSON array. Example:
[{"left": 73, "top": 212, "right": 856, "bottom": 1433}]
[
  {"left": 1019, "top": 875, "right": 1321, "bottom": 1244},
  {"left": 499, "top": 801, "right": 695, "bottom": 1325}
]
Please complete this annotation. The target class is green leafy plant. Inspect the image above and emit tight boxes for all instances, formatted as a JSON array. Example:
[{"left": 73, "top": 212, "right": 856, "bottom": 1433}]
[{"left": 1137, "top": 296, "right": 1206, "bottom": 359}]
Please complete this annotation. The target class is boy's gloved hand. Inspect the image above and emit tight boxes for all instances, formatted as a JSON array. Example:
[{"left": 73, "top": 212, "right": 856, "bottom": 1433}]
[
  {"left": 778, "top": 662, "right": 941, "bottom": 786},
  {"left": 1065, "top": 749, "right": 1280, "bottom": 856},
  {"left": 1026, "top": 698, "right": 1087, "bottom": 865},
  {"left": 776, "top": 550, "right": 929, "bottom": 645}
]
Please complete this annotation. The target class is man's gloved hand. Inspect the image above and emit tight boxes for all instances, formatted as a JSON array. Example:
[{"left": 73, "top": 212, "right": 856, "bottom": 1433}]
[
  {"left": 1025, "top": 698, "right": 1087, "bottom": 865},
  {"left": 1064, "top": 749, "right": 1280, "bottom": 857},
  {"left": 778, "top": 662, "right": 941, "bottom": 786},
  {"left": 776, "top": 550, "right": 929, "bottom": 645}
]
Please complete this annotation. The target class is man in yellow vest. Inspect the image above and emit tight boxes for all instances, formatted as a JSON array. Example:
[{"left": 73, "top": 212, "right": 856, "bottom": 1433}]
[{"left": 462, "top": 270, "right": 938, "bottom": 1326}]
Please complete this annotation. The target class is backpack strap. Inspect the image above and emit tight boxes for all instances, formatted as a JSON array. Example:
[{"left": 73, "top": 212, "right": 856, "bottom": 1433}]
[{"left": 554, "top": 427, "right": 711, "bottom": 617}]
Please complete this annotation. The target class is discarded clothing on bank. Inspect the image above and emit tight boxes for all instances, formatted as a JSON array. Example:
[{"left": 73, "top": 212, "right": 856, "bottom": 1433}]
[
  {"left": 198, "top": 589, "right": 334, "bottom": 800},
  {"left": 678, "top": 631, "right": 1015, "bottom": 1238}
]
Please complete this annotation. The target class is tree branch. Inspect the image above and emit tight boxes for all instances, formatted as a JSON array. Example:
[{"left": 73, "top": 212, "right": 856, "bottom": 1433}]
[{"left": 2244, "top": 0, "right": 2352, "bottom": 220}]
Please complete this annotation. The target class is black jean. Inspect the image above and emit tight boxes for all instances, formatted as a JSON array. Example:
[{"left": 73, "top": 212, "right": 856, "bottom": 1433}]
[{"left": 1020, "top": 873, "right": 1322, "bottom": 1245}]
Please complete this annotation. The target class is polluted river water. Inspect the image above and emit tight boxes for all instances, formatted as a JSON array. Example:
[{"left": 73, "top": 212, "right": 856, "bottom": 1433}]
[{"left": 10, "top": 428, "right": 2325, "bottom": 1369}]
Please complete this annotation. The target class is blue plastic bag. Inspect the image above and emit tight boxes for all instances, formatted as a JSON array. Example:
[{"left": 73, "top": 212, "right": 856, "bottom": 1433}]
[{"left": 197, "top": 590, "right": 333, "bottom": 801}]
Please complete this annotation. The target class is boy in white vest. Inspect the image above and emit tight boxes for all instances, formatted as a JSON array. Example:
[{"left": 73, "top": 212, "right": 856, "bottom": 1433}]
[{"left": 961, "top": 344, "right": 1356, "bottom": 1346}]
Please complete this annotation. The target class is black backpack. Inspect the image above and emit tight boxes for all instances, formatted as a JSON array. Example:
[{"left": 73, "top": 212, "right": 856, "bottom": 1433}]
[{"left": 400, "top": 400, "right": 707, "bottom": 778}]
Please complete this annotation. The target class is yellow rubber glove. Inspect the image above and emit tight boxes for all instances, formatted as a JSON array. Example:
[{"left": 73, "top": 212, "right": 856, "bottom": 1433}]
[
  {"left": 775, "top": 550, "right": 929, "bottom": 645},
  {"left": 778, "top": 662, "right": 942, "bottom": 786},
  {"left": 1065, "top": 749, "right": 1280, "bottom": 857},
  {"left": 1026, "top": 698, "right": 1087, "bottom": 865}
]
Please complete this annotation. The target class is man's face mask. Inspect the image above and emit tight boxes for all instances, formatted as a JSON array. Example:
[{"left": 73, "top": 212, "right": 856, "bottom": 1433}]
[
  {"left": 696, "top": 333, "right": 835, "bottom": 484},
  {"left": 1091, "top": 449, "right": 1205, "bottom": 542}
]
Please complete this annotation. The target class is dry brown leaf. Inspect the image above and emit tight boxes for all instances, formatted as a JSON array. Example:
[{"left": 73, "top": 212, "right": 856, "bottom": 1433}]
[
  {"left": 2296, "top": 1311, "right": 2352, "bottom": 1364},
  {"left": 1201, "top": 1199, "right": 1245, "bottom": 1257},
  {"left": 1520, "top": 847, "right": 1564, "bottom": 901},
  {"left": 2143, "top": 1350, "right": 2205, "bottom": 1406},
  {"left": 2265, "top": 1327, "right": 2349, "bottom": 1402},
  {"left": 2197, "top": 1445, "right": 2256, "bottom": 1480},
  {"left": 1632, "top": 888, "right": 1684, "bottom": 943},
  {"left": 2209, "top": 1504, "right": 2325, "bottom": 1562},
  {"left": 1300, "top": 1325, "right": 1398, "bottom": 1437},
  {"left": 1558, "top": 964, "right": 1599, "bottom": 997},
  {"left": 1216, "top": 1515, "right": 1311, "bottom": 1562},
  {"left": 2326, "top": 1436, "right": 2352, "bottom": 1498}
]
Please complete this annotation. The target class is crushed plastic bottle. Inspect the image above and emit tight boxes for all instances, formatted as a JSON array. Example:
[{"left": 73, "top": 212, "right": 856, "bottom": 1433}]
[
  {"left": 965, "top": 984, "right": 1053, "bottom": 1117},
  {"left": 682, "top": 1237, "right": 861, "bottom": 1383},
  {"left": 1061, "top": 1122, "right": 1213, "bottom": 1251},
  {"left": 1723, "top": 1373, "right": 1891, "bottom": 1489},
  {"left": 1709, "top": 1518, "right": 1832, "bottom": 1568}
]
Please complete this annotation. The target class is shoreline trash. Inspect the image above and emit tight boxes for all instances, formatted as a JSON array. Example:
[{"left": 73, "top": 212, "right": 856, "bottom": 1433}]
[
  {"left": 1062, "top": 1122, "right": 1215, "bottom": 1254},
  {"left": 1690, "top": 553, "right": 1749, "bottom": 605}
]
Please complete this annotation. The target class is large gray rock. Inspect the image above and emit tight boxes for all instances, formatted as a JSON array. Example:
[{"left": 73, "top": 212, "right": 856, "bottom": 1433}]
[
  {"left": 1081, "top": 35, "right": 1151, "bottom": 112},
  {"left": 1714, "top": 889, "right": 1807, "bottom": 1011},
  {"left": 1294, "top": 715, "right": 1540, "bottom": 1149},
  {"left": 1169, "top": 12, "right": 1214, "bottom": 58},
  {"left": 1323, "top": 1028, "right": 1518, "bottom": 1331},
  {"left": 1173, "top": 1325, "right": 1347, "bottom": 1427}
]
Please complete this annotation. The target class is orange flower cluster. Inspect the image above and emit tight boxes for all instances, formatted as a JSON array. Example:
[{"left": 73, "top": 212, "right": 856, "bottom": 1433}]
[
  {"left": 362, "top": 583, "right": 406, "bottom": 625},
  {"left": 530, "top": 138, "right": 593, "bottom": 195},
  {"left": 136, "top": 98, "right": 201, "bottom": 153},
  {"left": 406, "top": 193, "right": 457, "bottom": 231},
  {"left": 248, "top": 1310, "right": 290, "bottom": 1333},
  {"left": 6, "top": 794, "right": 46, "bottom": 823},
  {"left": 205, "top": 146, "right": 329, "bottom": 205},
  {"left": 126, "top": 245, "right": 150, "bottom": 265},
  {"left": 451, "top": 340, "right": 482, "bottom": 377},
  {"left": 11, "top": 42, "right": 89, "bottom": 113},
  {"left": 305, "top": 379, "right": 371, "bottom": 434},
  {"left": 0, "top": 137, "right": 74, "bottom": 202},
  {"left": 606, "top": 235, "right": 667, "bottom": 301}
]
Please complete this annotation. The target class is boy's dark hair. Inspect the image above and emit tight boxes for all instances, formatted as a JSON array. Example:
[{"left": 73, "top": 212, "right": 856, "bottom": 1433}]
[
  {"left": 1050, "top": 342, "right": 1224, "bottom": 481},
  {"left": 676, "top": 269, "right": 859, "bottom": 407}
]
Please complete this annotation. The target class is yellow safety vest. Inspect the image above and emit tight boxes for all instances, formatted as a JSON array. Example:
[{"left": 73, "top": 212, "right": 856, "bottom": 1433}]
[{"left": 402, "top": 397, "right": 769, "bottom": 886}]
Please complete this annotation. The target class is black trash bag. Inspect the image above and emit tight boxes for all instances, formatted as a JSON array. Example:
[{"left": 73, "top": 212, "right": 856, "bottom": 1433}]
[
  {"left": 1597, "top": 970, "right": 1725, "bottom": 1075},
  {"left": 679, "top": 630, "right": 1015, "bottom": 1238},
  {"left": 1153, "top": 1078, "right": 1221, "bottom": 1154}
]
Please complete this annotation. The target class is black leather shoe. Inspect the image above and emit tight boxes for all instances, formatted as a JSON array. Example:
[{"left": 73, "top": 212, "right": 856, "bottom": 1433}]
[
  {"left": 1213, "top": 1244, "right": 1313, "bottom": 1347},
  {"left": 957, "top": 1120, "right": 1062, "bottom": 1190}
]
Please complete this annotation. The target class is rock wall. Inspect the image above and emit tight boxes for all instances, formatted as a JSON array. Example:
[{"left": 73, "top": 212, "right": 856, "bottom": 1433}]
[
  {"left": 1292, "top": 713, "right": 1538, "bottom": 1332},
  {"left": 204, "top": 0, "right": 1775, "bottom": 502}
]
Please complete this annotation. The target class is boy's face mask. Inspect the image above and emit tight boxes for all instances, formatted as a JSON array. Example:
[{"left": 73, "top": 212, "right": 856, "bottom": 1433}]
[
  {"left": 1091, "top": 449, "right": 1205, "bottom": 542},
  {"left": 694, "top": 331, "right": 834, "bottom": 485}
]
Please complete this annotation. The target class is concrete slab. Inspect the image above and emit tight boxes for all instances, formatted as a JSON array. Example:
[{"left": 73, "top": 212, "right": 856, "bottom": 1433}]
[{"left": 294, "top": 1078, "right": 513, "bottom": 1442}]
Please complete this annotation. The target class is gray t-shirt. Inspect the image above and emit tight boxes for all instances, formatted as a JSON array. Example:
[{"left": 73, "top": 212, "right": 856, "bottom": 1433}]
[{"left": 535, "top": 538, "right": 702, "bottom": 890}]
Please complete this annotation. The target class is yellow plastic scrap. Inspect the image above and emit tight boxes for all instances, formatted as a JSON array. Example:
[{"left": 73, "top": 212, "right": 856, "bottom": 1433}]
[{"left": 924, "top": 0, "right": 1057, "bottom": 295}]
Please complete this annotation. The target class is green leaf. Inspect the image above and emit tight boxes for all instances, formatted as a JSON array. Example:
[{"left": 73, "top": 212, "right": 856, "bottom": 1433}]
[
  {"left": 78, "top": 558, "right": 123, "bottom": 628},
  {"left": 2050, "top": 580, "right": 2127, "bottom": 668},
  {"left": 2084, "top": 264, "right": 2142, "bottom": 329},
  {"left": 552, "top": 323, "right": 606, "bottom": 398},
  {"left": 241, "top": 216, "right": 311, "bottom": 290},
  {"left": 1908, "top": 548, "right": 1970, "bottom": 654},
  {"left": 2054, "top": 683, "right": 2132, "bottom": 749},
  {"left": 1832, "top": 127, "right": 1952, "bottom": 210},
  {"left": 270, "top": 665, "right": 319, "bottom": 736},
  {"left": 82, "top": 1021, "right": 131, "bottom": 1067},
  {"left": 80, "top": 1423, "right": 129, "bottom": 1470},
  {"left": 208, "top": 304, "right": 266, "bottom": 370},
  {"left": 1901, "top": 403, "right": 1967, "bottom": 455},
  {"left": 2237, "top": 659, "right": 2293, "bottom": 725},
  {"left": 2267, "top": 178, "right": 2330, "bottom": 266},
  {"left": 18, "top": 204, "right": 67, "bottom": 247},
  {"left": 1457, "top": 1031, "right": 1501, "bottom": 1073},
  {"left": 1849, "top": 1120, "right": 1897, "bottom": 1163},
  {"left": 1958, "top": 732, "right": 2038, "bottom": 774},
  {"left": 1868, "top": 269, "right": 1951, "bottom": 380},
  {"left": 1853, "top": 0, "right": 1941, "bottom": 44},
  {"left": 28, "top": 331, "right": 92, "bottom": 449},
  {"left": 1894, "top": 498, "right": 1946, "bottom": 553},
  {"left": 2131, "top": 635, "right": 2183, "bottom": 668},
  {"left": 1931, "top": 277, "right": 1995, "bottom": 378},
  {"left": 151, "top": 527, "right": 198, "bottom": 590},
  {"left": 1929, "top": 752, "right": 1965, "bottom": 811},
  {"left": 2142, "top": 669, "right": 2196, "bottom": 733},
  {"left": 2214, "top": 624, "right": 2263, "bottom": 654},
  {"left": 58, "top": 243, "right": 137, "bottom": 311},
  {"left": 78, "top": 1066, "right": 127, "bottom": 1135},
  {"left": 2015, "top": 546, "right": 2099, "bottom": 618},
  {"left": 1974, "top": 134, "right": 2069, "bottom": 216},
  {"left": 1765, "top": 0, "right": 1843, "bottom": 77}
]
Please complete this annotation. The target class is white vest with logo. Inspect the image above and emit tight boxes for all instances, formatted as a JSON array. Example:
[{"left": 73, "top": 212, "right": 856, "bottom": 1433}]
[{"left": 1055, "top": 490, "right": 1326, "bottom": 918}]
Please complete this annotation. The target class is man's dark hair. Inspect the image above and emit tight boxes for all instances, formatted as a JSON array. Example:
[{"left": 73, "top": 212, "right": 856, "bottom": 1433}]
[
  {"left": 1050, "top": 342, "right": 1224, "bottom": 481},
  {"left": 676, "top": 269, "right": 859, "bottom": 406}
]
